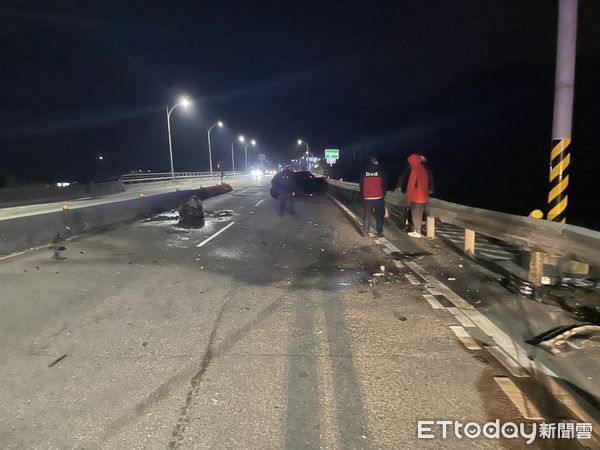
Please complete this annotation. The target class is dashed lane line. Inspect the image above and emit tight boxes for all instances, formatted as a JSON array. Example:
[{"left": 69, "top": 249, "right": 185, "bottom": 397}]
[
  {"left": 449, "top": 326, "right": 482, "bottom": 351},
  {"left": 255, "top": 199, "right": 265, "bottom": 207},
  {"left": 196, "top": 221, "right": 236, "bottom": 248},
  {"left": 422, "top": 294, "right": 443, "bottom": 309},
  {"left": 494, "top": 377, "right": 543, "bottom": 420},
  {"left": 447, "top": 307, "right": 476, "bottom": 328},
  {"left": 404, "top": 274, "right": 420, "bottom": 285},
  {"left": 486, "top": 346, "right": 529, "bottom": 378}
]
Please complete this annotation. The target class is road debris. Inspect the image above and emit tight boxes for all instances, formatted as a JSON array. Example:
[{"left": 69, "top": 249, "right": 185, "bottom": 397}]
[
  {"left": 178, "top": 195, "right": 205, "bottom": 228},
  {"left": 48, "top": 354, "right": 68, "bottom": 368},
  {"left": 393, "top": 311, "right": 408, "bottom": 321}
]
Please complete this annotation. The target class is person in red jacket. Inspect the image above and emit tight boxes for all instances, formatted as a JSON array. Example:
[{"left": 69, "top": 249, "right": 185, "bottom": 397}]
[
  {"left": 359, "top": 156, "right": 387, "bottom": 237},
  {"left": 396, "top": 153, "right": 434, "bottom": 238}
]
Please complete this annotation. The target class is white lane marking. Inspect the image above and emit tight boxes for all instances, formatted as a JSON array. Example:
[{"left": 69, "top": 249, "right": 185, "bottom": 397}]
[
  {"left": 393, "top": 260, "right": 406, "bottom": 269},
  {"left": 255, "top": 199, "right": 265, "bottom": 207},
  {"left": 449, "top": 326, "right": 482, "bottom": 350},
  {"left": 486, "top": 346, "right": 529, "bottom": 378},
  {"left": 382, "top": 247, "right": 392, "bottom": 254},
  {"left": 447, "top": 307, "right": 476, "bottom": 328},
  {"left": 326, "top": 194, "right": 362, "bottom": 227},
  {"left": 494, "top": 377, "right": 543, "bottom": 420},
  {"left": 0, "top": 244, "right": 49, "bottom": 261},
  {"left": 385, "top": 243, "right": 399, "bottom": 252},
  {"left": 404, "top": 274, "right": 420, "bottom": 285},
  {"left": 196, "top": 222, "right": 236, "bottom": 248},
  {"left": 405, "top": 260, "right": 554, "bottom": 376},
  {"left": 422, "top": 294, "right": 443, "bottom": 309},
  {"left": 404, "top": 261, "right": 473, "bottom": 310}
]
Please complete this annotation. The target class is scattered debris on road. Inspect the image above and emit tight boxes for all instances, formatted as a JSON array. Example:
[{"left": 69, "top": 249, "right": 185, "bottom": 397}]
[{"left": 48, "top": 354, "right": 68, "bottom": 368}]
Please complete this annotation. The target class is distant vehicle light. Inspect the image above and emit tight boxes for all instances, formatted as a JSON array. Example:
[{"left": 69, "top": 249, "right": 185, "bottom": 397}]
[
  {"left": 251, "top": 169, "right": 262, "bottom": 176},
  {"left": 56, "top": 182, "right": 71, "bottom": 187}
]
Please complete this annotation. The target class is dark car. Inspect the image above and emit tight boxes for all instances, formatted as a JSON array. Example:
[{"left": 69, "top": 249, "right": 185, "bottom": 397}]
[{"left": 270, "top": 170, "right": 328, "bottom": 199}]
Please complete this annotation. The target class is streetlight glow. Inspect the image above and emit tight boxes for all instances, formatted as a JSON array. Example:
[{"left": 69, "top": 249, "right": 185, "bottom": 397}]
[
  {"left": 296, "top": 139, "right": 310, "bottom": 170},
  {"left": 207, "top": 120, "right": 225, "bottom": 176},
  {"left": 166, "top": 95, "right": 192, "bottom": 179},
  {"left": 238, "top": 135, "right": 245, "bottom": 143},
  {"left": 244, "top": 138, "right": 257, "bottom": 171}
]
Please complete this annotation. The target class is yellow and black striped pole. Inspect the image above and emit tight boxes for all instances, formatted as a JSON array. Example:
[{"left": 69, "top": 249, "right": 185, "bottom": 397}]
[
  {"left": 547, "top": 138, "right": 570, "bottom": 222},
  {"left": 547, "top": 0, "right": 578, "bottom": 223}
]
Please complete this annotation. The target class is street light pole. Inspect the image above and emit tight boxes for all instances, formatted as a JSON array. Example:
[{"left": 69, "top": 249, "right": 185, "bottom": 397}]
[
  {"left": 245, "top": 139, "right": 256, "bottom": 172},
  {"left": 166, "top": 106, "right": 175, "bottom": 180},
  {"left": 207, "top": 121, "right": 224, "bottom": 177},
  {"left": 297, "top": 139, "right": 310, "bottom": 171},
  {"left": 231, "top": 135, "right": 245, "bottom": 172},
  {"left": 547, "top": 0, "right": 578, "bottom": 223},
  {"left": 165, "top": 97, "right": 191, "bottom": 180}
]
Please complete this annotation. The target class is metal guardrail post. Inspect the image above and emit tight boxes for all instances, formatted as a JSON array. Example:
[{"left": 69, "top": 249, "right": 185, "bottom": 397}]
[
  {"left": 464, "top": 229, "right": 476, "bottom": 256},
  {"left": 426, "top": 216, "right": 436, "bottom": 238},
  {"left": 529, "top": 252, "right": 545, "bottom": 286}
]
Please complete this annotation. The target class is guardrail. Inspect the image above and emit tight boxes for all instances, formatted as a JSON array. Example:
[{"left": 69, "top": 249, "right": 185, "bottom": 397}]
[
  {"left": 121, "top": 171, "right": 245, "bottom": 184},
  {"left": 326, "top": 178, "right": 600, "bottom": 283}
]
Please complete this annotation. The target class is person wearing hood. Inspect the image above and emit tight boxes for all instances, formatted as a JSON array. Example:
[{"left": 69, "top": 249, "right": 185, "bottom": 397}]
[
  {"left": 396, "top": 154, "right": 434, "bottom": 238},
  {"left": 359, "top": 156, "right": 387, "bottom": 237}
]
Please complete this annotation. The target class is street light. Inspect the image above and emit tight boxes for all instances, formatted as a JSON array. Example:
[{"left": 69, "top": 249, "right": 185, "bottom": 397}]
[
  {"left": 245, "top": 139, "right": 256, "bottom": 172},
  {"left": 166, "top": 96, "right": 192, "bottom": 180},
  {"left": 297, "top": 139, "right": 310, "bottom": 171},
  {"left": 231, "top": 135, "right": 244, "bottom": 172},
  {"left": 207, "top": 120, "right": 224, "bottom": 176}
]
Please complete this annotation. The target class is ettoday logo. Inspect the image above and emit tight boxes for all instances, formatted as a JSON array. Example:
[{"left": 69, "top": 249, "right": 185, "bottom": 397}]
[{"left": 417, "top": 420, "right": 593, "bottom": 444}]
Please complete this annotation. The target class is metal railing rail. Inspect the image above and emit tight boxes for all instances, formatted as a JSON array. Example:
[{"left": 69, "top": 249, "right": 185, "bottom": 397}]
[
  {"left": 326, "top": 179, "right": 600, "bottom": 277},
  {"left": 121, "top": 171, "right": 245, "bottom": 184}
]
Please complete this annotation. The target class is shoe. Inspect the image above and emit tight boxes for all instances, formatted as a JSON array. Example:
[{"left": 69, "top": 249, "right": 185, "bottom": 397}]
[
  {"left": 408, "top": 231, "right": 422, "bottom": 238},
  {"left": 376, "top": 232, "right": 384, "bottom": 238}
]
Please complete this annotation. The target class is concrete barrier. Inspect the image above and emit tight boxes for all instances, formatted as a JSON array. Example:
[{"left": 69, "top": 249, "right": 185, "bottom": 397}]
[
  {"left": 0, "top": 181, "right": 126, "bottom": 208},
  {"left": 0, "top": 184, "right": 232, "bottom": 256}
]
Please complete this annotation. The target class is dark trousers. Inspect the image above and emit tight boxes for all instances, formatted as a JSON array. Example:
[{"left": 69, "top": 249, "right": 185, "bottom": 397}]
[
  {"left": 410, "top": 203, "right": 426, "bottom": 233},
  {"left": 279, "top": 192, "right": 295, "bottom": 215},
  {"left": 363, "top": 198, "right": 384, "bottom": 235}
]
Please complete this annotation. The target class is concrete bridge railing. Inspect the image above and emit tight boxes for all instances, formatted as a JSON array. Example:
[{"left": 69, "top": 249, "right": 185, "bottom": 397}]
[
  {"left": 121, "top": 171, "right": 246, "bottom": 184},
  {"left": 326, "top": 178, "right": 600, "bottom": 285}
]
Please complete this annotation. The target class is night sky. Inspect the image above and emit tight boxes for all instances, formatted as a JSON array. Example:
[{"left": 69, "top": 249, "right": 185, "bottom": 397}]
[{"left": 1, "top": 1, "right": 599, "bottom": 227}]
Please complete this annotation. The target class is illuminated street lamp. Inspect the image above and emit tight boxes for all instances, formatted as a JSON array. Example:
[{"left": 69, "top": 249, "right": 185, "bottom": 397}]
[
  {"left": 231, "top": 135, "right": 244, "bottom": 172},
  {"left": 166, "top": 96, "right": 192, "bottom": 180},
  {"left": 207, "top": 120, "right": 224, "bottom": 176},
  {"left": 245, "top": 139, "right": 256, "bottom": 172},
  {"left": 297, "top": 139, "right": 310, "bottom": 171}
]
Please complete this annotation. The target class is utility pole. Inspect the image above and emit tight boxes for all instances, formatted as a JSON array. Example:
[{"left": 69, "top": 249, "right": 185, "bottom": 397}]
[{"left": 547, "top": 0, "right": 578, "bottom": 223}]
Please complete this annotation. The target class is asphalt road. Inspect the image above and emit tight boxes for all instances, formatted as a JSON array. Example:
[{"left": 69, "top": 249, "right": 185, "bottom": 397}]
[{"left": 0, "top": 177, "right": 588, "bottom": 448}]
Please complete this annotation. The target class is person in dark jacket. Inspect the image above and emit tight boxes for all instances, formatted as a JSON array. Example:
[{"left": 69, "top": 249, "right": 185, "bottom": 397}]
[
  {"left": 272, "top": 165, "right": 297, "bottom": 216},
  {"left": 359, "top": 156, "right": 387, "bottom": 237},
  {"left": 396, "top": 154, "right": 434, "bottom": 238}
]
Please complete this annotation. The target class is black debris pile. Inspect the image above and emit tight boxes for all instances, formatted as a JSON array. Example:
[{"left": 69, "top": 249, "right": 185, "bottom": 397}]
[{"left": 178, "top": 195, "right": 205, "bottom": 228}]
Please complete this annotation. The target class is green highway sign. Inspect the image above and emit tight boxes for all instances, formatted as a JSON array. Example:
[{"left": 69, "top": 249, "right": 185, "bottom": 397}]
[{"left": 324, "top": 148, "right": 339, "bottom": 160}]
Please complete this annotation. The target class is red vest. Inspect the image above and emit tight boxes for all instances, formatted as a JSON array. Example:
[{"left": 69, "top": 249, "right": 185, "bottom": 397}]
[{"left": 363, "top": 172, "right": 383, "bottom": 199}]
